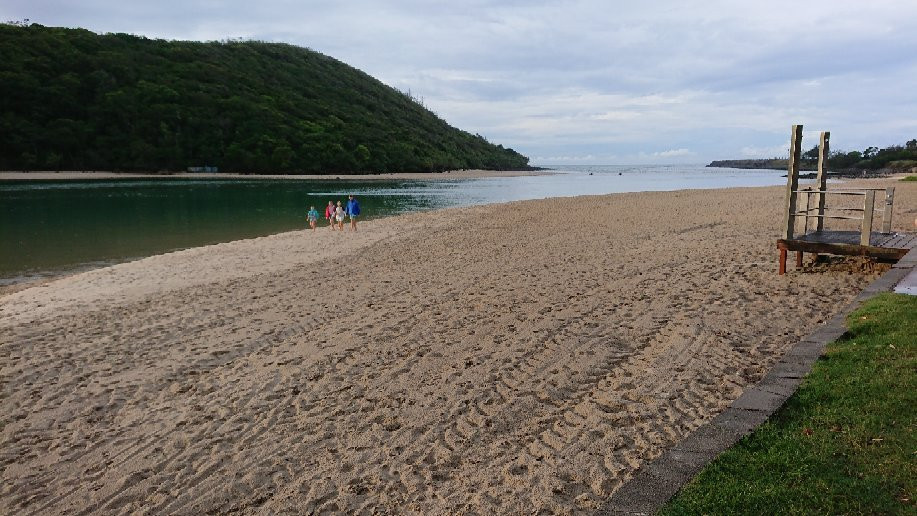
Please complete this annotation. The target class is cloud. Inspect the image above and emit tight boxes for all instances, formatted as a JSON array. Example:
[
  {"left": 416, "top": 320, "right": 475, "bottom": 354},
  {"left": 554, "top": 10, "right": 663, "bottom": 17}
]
[
  {"left": 4, "top": 0, "right": 917, "bottom": 164},
  {"left": 740, "top": 145, "right": 789, "bottom": 159},
  {"left": 654, "top": 148, "right": 693, "bottom": 158},
  {"left": 533, "top": 154, "right": 600, "bottom": 163}
]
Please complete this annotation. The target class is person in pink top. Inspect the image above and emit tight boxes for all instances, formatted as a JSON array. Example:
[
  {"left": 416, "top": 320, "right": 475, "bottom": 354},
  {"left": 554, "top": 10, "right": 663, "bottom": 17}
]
[{"left": 325, "top": 201, "right": 336, "bottom": 230}]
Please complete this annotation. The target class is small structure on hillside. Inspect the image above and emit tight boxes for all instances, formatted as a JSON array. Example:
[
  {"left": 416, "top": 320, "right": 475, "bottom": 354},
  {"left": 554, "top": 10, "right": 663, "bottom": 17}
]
[{"left": 777, "top": 124, "right": 917, "bottom": 274}]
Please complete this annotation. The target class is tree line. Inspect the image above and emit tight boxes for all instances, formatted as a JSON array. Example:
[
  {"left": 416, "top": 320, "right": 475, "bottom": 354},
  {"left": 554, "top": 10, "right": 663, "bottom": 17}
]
[
  {"left": 0, "top": 23, "right": 530, "bottom": 173},
  {"left": 709, "top": 139, "right": 917, "bottom": 172},
  {"left": 802, "top": 139, "right": 917, "bottom": 171}
]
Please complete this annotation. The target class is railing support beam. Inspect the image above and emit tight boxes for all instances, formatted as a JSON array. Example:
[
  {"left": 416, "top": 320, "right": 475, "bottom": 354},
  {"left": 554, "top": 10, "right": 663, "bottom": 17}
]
[
  {"left": 783, "top": 124, "right": 803, "bottom": 240},
  {"left": 882, "top": 187, "right": 895, "bottom": 233},
  {"left": 861, "top": 190, "right": 875, "bottom": 246},
  {"left": 815, "top": 131, "right": 830, "bottom": 231}
]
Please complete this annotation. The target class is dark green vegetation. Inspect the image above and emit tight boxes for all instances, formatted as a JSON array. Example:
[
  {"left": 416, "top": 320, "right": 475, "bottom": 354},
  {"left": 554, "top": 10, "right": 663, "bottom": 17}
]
[
  {"left": 663, "top": 293, "right": 916, "bottom": 514},
  {"left": 707, "top": 158, "right": 799, "bottom": 170},
  {"left": 709, "top": 138, "right": 917, "bottom": 173},
  {"left": 826, "top": 140, "right": 917, "bottom": 171},
  {"left": 0, "top": 23, "right": 529, "bottom": 173},
  {"left": 902, "top": 176, "right": 917, "bottom": 182}
]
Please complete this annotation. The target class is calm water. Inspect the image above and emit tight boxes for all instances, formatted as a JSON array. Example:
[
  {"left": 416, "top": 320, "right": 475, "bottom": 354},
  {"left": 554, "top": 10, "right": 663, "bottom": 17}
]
[{"left": 0, "top": 165, "right": 785, "bottom": 284}]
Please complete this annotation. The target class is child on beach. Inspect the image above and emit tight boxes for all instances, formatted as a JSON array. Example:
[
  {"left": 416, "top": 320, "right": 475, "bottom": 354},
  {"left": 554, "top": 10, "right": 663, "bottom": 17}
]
[
  {"left": 306, "top": 206, "right": 319, "bottom": 232},
  {"left": 334, "top": 201, "right": 346, "bottom": 231},
  {"left": 345, "top": 194, "right": 361, "bottom": 231},
  {"left": 325, "top": 201, "right": 336, "bottom": 230}
]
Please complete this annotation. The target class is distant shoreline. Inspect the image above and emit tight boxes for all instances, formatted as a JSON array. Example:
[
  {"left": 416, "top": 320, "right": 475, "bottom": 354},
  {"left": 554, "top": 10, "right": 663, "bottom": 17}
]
[
  {"left": 0, "top": 169, "right": 554, "bottom": 181},
  {"left": 706, "top": 159, "right": 793, "bottom": 171},
  {"left": 706, "top": 160, "right": 909, "bottom": 178}
]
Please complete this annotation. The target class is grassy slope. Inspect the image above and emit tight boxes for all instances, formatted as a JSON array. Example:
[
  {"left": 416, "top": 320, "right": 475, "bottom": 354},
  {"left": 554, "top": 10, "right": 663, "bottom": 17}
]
[{"left": 662, "top": 293, "right": 916, "bottom": 514}]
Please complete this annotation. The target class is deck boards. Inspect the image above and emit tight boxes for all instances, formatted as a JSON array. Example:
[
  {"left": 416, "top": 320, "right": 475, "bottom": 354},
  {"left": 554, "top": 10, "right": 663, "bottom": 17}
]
[
  {"left": 774, "top": 126, "right": 911, "bottom": 275},
  {"left": 793, "top": 230, "right": 917, "bottom": 250},
  {"left": 777, "top": 231, "right": 917, "bottom": 268}
]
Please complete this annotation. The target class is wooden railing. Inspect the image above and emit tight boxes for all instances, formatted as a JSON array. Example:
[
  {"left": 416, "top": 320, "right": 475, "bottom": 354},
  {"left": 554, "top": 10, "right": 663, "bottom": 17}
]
[
  {"left": 791, "top": 187, "right": 895, "bottom": 246},
  {"left": 782, "top": 126, "right": 896, "bottom": 246}
]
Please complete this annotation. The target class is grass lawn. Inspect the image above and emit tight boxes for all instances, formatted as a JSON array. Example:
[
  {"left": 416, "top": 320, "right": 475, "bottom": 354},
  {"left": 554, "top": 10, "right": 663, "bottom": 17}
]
[
  {"left": 901, "top": 176, "right": 917, "bottom": 181},
  {"left": 662, "top": 293, "right": 916, "bottom": 514}
]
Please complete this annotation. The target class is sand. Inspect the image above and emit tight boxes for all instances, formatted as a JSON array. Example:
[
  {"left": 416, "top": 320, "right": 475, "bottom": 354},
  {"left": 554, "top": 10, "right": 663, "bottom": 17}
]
[{"left": 2, "top": 179, "right": 915, "bottom": 514}]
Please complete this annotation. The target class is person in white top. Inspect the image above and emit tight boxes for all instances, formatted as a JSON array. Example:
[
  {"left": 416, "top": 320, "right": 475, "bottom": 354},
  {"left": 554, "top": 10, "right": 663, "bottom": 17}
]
[{"left": 334, "top": 201, "right": 346, "bottom": 231}]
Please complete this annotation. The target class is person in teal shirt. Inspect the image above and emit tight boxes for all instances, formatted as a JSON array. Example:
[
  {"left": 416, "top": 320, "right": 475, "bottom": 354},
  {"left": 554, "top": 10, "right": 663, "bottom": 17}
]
[{"left": 306, "top": 206, "right": 320, "bottom": 232}]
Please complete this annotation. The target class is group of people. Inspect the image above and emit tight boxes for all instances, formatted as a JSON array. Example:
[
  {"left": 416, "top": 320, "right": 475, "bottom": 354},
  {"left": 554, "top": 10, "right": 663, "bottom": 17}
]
[{"left": 306, "top": 194, "right": 361, "bottom": 232}]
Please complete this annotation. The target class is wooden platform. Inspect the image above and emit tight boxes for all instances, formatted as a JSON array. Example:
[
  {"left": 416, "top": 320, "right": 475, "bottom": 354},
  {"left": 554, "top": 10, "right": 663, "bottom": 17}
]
[
  {"left": 774, "top": 125, "right": 912, "bottom": 275},
  {"left": 777, "top": 231, "right": 917, "bottom": 274}
]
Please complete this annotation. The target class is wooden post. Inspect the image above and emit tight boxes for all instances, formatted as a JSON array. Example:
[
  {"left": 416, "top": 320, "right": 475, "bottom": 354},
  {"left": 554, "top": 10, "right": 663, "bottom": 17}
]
[
  {"left": 861, "top": 190, "right": 875, "bottom": 246},
  {"left": 779, "top": 247, "right": 787, "bottom": 275},
  {"left": 783, "top": 125, "right": 803, "bottom": 240},
  {"left": 802, "top": 189, "right": 811, "bottom": 234},
  {"left": 882, "top": 187, "right": 895, "bottom": 233},
  {"left": 815, "top": 131, "right": 830, "bottom": 231}
]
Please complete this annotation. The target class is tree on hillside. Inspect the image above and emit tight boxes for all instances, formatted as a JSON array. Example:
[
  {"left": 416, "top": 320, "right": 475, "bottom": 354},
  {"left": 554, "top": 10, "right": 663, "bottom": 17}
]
[
  {"left": 802, "top": 145, "right": 820, "bottom": 162},
  {"left": 0, "top": 24, "right": 530, "bottom": 173}
]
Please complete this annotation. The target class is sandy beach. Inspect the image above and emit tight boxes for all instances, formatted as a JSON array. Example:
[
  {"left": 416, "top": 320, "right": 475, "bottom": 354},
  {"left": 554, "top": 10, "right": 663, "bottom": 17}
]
[{"left": 2, "top": 179, "right": 915, "bottom": 514}]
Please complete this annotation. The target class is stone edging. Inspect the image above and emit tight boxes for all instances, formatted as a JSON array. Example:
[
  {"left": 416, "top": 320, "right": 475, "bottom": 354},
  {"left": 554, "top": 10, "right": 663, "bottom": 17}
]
[{"left": 599, "top": 248, "right": 917, "bottom": 515}]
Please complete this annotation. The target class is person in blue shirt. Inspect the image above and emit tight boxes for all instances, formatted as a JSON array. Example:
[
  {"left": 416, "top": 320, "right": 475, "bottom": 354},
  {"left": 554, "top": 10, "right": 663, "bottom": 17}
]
[
  {"left": 345, "top": 195, "right": 361, "bottom": 232},
  {"left": 306, "top": 205, "right": 319, "bottom": 232}
]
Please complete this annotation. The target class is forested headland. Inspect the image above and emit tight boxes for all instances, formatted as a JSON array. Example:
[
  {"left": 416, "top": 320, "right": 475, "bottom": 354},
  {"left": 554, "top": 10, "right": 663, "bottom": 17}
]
[
  {"left": 0, "top": 23, "right": 530, "bottom": 173},
  {"left": 708, "top": 139, "right": 917, "bottom": 174}
]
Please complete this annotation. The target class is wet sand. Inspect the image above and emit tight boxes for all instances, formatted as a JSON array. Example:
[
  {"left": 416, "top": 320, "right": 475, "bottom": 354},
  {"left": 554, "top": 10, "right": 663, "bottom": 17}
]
[{"left": 2, "top": 179, "right": 914, "bottom": 514}]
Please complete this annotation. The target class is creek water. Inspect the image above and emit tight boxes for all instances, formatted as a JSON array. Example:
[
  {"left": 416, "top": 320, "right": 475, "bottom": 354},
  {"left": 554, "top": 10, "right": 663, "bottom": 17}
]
[{"left": 0, "top": 165, "right": 785, "bottom": 284}]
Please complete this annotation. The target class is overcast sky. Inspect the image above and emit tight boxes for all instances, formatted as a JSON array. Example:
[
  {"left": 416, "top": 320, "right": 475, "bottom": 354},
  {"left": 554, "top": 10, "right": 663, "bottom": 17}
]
[{"left": 5, "top": 1, "right": 917, "bottom": 165}]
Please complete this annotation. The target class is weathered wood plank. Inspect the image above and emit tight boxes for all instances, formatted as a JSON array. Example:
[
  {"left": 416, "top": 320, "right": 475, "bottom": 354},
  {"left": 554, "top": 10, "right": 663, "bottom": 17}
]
[
  {"left": 882, "top": 188, "right": 895, "bottom": 233},
  {"left": 803, "top": 190, "right": 812, "bottom": 233},
  {"left": 898, "top": 234, "right": 917, "bottom": 249},
  {"left": 776, "top": 230, "right": 917, "bottom": 275},
  {"left": 875, "top": 234, "right": 901, "bottom": 248},
  {"left": 782, "top": 124, "right": 803, "bottom": 239},
  {"left": 861, "top": 191, "right": 875, "bottom": 246},
  {"left": 776, "top": 239, "right": 909, "bottom": 261},
  {"left": 797, "top": 231, "right": 917, "bottom": 250},
  {"left": 798, "top": 231, "right": 860, "bottom": 245},
  {"left": 877, "top": 233, "right": 910, "bottom": 248},
  {"left": 815, "top": 131, "right": 830, "bottom": 231},
  {"left": 892, "top": 235, "right": 914, "bottom": 248}
]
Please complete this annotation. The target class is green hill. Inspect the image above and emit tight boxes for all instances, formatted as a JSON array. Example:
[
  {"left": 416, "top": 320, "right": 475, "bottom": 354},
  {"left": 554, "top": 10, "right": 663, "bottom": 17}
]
[{"left": 0, "top": 23, "right": 530, "bottom": 173}]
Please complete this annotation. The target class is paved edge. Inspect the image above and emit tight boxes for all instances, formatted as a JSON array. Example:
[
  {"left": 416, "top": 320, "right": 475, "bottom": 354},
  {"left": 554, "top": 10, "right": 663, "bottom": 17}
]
[{"left": 597, "top": 249, "right": 917, "bottom": 515}]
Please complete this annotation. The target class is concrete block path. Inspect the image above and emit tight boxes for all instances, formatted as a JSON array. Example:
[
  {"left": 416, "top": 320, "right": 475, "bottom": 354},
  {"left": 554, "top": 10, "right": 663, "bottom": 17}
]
[{"left": 893, "top": 267, "right": 917, "bottom": 295}]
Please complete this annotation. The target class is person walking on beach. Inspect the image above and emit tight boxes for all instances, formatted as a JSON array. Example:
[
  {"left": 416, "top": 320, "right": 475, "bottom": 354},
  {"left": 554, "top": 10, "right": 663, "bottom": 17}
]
[
  {"left": 306, "top": 205, "right": 319, "bottom": 232},
  {"left": 346, "top": 195, "right": 361, "bottom": 232},
  {"left": 334, "top": 201, "right": 346, "bottom": 231},
  {"left": 325, "top": 201, "right": 336, "bottom": 231}
]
